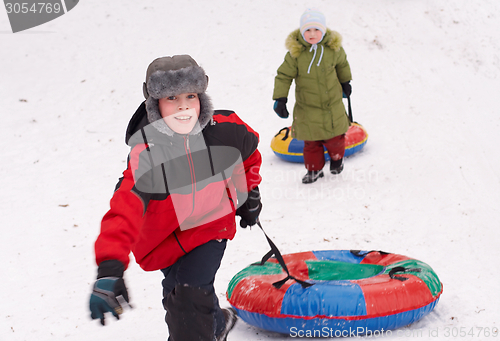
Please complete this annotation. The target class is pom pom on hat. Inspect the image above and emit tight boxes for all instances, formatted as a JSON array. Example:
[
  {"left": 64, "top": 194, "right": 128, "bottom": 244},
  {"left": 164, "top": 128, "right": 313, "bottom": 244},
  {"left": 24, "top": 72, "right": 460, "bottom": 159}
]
[{"left": 300, "top": 8, "right": 326, "bottom": 40}]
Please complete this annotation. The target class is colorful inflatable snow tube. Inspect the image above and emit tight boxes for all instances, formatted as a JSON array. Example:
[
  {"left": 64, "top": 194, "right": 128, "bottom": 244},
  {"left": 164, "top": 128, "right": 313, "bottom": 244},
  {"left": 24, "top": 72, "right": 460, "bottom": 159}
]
[
  {"left": 270, "top": 123, "right": 368, "bottom": 163},
  {"left": 227, "top": 250, "right": 442, "bottom": 337}
]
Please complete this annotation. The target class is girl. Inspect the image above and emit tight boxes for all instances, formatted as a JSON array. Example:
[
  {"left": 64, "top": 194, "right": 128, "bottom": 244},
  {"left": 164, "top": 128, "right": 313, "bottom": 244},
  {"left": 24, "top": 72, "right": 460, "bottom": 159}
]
[{"left": 273, "top": 9, "right": 352, "bottom": 184}]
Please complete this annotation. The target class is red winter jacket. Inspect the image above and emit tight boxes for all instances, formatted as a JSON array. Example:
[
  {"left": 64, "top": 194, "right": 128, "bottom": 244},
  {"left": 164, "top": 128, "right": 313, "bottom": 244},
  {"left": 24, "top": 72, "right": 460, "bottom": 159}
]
[{"left": 94, "top": 103, "right": 262, "bottom": 271}]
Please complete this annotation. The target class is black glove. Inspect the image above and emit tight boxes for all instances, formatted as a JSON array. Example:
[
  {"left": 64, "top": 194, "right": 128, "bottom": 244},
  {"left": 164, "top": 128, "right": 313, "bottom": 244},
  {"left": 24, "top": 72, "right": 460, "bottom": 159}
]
[
  {"left": 89, "top": 260, "right": 130, "bottom": 325},
  {"left": 341, "top": 81, "right": 352, "bottom": 97},
  {"left": 273, "top": 98, "right": 289, "bottom": 118},
  {"left": 236, "top": 186, "right": 262, "bottom": 228}
]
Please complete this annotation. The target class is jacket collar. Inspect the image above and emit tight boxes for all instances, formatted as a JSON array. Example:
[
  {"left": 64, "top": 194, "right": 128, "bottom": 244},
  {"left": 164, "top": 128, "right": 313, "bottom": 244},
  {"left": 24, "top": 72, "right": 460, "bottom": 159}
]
[{"left": 285, "top": 28, "right": 343, "bottom": 58}]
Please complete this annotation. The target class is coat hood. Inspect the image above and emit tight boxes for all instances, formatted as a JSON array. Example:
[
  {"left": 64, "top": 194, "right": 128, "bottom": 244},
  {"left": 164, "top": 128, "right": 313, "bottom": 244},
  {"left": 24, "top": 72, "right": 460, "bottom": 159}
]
[{"left": 285, "top": 28, "right": 343, "bottom": 58}]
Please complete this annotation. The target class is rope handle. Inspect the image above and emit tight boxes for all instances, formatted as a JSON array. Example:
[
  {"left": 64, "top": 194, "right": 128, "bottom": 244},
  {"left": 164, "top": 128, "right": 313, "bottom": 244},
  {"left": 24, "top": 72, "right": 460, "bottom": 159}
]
[
  {"left": 274, "top": 127, "right": 291, "bottom": 141},
  {"left": 388, "top": 266, "right": 422, "bottom": 281}
]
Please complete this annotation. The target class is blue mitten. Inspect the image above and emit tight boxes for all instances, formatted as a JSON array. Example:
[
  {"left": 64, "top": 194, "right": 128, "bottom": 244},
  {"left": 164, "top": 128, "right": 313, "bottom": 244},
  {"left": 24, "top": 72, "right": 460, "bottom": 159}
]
[{"left": 89, "top": 260, "right": 129, "bottom": 325}]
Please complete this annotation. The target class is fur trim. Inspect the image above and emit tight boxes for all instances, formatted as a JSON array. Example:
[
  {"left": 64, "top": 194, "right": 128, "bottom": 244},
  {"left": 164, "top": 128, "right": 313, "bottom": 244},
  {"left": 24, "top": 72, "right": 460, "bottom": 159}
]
[
  {"left": 285, "top": 28, "right": 343, "bottom": 58},
  {"left": 145, "top": 92, "right": 214, "bottom": 136},
  {"left": 147, "top": 66, "right": 208, "bottom": 100}
]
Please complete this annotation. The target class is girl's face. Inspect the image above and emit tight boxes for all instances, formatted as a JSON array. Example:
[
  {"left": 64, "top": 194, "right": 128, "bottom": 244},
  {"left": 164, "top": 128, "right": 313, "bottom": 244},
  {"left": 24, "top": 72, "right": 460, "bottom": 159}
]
[
  {"left": 158, "top": 93, "right": 201, "bottom": 135},
  {"left": 304, "top": 28, "right": 323, "bottom": 45}
]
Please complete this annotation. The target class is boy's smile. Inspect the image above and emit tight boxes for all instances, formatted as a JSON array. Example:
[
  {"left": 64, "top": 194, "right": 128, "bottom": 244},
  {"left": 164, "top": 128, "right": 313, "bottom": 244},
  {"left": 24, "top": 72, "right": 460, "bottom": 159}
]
[{"left": 172, "top": 111, "right": 196, "bottom": 123}]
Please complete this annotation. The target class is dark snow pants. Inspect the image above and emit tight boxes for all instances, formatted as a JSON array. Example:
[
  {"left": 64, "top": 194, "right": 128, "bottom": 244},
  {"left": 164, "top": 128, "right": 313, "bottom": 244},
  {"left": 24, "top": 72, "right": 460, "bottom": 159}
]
[
  {"left": 161, "top": 239, "right": 227, "bottom": 341},
  {"left": 303, "top": 134, "right": 346, "bottom": 171}
]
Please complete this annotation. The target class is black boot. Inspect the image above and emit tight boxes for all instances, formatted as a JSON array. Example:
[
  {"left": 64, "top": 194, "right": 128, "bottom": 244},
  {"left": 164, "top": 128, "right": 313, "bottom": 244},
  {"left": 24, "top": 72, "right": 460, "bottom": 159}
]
[
  {"left": 165, "top": 285, "right": 215, "bottom": 341},
  {"left": 216, "top": 308, "right": 238, "bottom": 341},
  {"left": 302, "top": 170, "right": 324, "bottom": 184},
  {"left": 330, "top": 158, "right": 344, "bottom": 174}
]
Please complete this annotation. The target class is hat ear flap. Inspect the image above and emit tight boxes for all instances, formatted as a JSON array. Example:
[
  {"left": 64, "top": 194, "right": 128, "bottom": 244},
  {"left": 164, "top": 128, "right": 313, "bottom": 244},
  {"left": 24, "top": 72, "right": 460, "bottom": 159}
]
[{"left": 143, "top": 82, "right": 149, "bottom": 99}]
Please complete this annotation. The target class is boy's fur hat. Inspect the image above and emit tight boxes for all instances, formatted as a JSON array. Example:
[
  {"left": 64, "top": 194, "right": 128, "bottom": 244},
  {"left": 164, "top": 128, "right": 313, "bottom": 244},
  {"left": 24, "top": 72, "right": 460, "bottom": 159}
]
[{"left": 143, "top": 55, "right": 213, "bottom": 136}]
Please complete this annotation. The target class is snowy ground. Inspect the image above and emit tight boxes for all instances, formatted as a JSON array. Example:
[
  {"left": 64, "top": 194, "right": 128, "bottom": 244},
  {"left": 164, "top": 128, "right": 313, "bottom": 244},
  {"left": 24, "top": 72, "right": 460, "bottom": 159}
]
[{"left": 1, "top": 1, "right": 499, "bottom": 340}]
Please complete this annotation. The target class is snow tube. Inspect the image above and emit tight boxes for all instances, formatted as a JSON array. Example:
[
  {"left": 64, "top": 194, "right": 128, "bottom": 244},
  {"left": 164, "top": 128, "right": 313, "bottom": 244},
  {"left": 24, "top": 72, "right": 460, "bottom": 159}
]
[
  {"left": 270, "top": 123, "right": 368, "bottom": 163},
  {"left": 227, "top": 250, "right": 442, "bottom": 336}
]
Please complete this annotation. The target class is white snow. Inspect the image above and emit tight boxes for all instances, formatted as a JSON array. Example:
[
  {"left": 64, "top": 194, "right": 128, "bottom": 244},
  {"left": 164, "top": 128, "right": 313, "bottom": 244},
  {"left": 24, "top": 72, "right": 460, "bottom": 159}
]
[{"left": 1, "top": 1, "right": 499, "bottom": 340}]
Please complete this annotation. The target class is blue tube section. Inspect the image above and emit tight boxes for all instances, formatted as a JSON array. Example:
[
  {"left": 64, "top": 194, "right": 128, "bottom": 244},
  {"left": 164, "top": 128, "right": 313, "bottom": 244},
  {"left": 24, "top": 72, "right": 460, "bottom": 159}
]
[
  {"left": 281, "top": 281, "right": 367, "bottom": 317},
  {"left": 233, "top": 298, "right": 439, "bottom": 336},
  {"left": 312, "top": 250, "right": 365, "bottom": 264}
]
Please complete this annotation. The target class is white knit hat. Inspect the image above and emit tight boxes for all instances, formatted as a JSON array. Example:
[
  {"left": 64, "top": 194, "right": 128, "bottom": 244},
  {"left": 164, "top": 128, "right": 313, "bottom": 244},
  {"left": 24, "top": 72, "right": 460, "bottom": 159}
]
[{"left": 300, "top": 8, "right": 326, "bottom": 41}]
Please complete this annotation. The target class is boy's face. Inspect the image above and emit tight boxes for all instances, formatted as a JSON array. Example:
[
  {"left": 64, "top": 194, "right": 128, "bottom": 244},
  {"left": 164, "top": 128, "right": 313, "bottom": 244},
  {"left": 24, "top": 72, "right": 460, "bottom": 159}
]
[
  {"left": 158, "top": 93, "right": 201, "bottom": 134},
  {"left": 304, "top": 28, "right": 323, "bottom": 45}
]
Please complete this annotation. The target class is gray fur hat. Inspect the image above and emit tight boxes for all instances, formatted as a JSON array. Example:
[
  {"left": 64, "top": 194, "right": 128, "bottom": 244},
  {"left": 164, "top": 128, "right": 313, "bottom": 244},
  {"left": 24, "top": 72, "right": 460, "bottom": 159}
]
[{"left": 143, "top": 55, "right": 213, "bottom": 136}]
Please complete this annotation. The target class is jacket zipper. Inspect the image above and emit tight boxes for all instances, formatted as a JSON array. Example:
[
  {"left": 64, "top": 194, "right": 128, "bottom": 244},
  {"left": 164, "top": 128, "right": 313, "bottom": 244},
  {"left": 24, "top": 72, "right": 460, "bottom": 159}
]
[{"left": 184, "top": 136, "right": 196, "bottom": 216}]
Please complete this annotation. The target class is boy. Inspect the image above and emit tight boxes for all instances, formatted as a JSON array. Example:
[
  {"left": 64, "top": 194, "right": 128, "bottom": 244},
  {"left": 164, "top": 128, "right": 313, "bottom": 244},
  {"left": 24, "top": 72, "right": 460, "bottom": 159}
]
[
  {"left": 89, "top": 55, "right": 263, "bottom": 341},
  {"left": 273, "top": 8, "right": 352, "bottom": 184}
]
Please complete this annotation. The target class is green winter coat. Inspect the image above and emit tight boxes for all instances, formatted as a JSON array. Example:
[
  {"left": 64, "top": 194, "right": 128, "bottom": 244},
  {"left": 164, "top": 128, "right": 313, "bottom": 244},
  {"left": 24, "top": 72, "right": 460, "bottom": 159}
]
[{"left": 273, "top": 29, "right": 352, "bottom": 141}]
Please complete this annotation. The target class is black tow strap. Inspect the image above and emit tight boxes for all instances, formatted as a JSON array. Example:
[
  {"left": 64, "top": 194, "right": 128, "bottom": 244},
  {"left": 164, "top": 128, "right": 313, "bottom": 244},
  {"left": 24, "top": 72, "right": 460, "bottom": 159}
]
[
  {"left": 347, "top": 96, "right": 354, "bottom": 123},
  {"left": 252, "top": 220, "right": 313, "bottom": 289}
]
